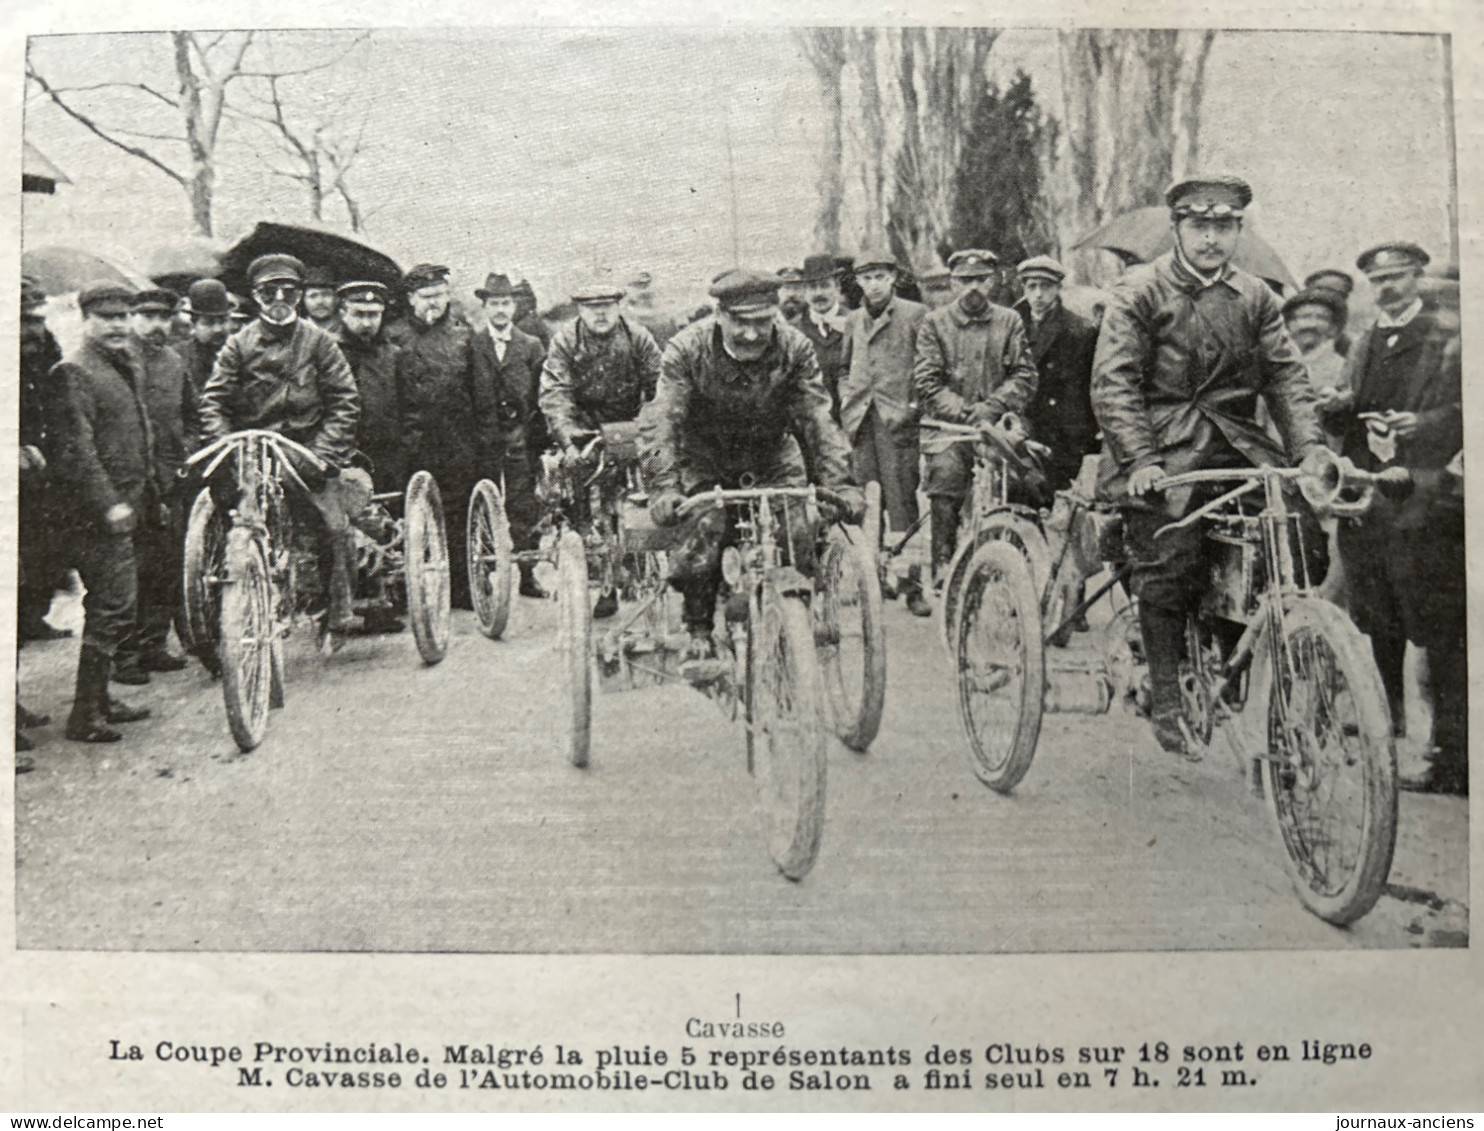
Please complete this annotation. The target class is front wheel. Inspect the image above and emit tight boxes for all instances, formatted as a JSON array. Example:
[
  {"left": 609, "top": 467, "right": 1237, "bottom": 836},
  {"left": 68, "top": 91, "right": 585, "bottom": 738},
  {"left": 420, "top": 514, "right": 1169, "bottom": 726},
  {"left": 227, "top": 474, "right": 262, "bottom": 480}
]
[
  {"left": 954, "top": 539, "right": 1046, "bottom": 793},
  {"left": 1262, "top": 598, "right": 1397, "bottom": 926},
  {"left": 815, "top": 529, "right": 886, "bottom": 752},
  {"left": 404, "top": 470, "right": 451, "bottom": 664},
  {"left": 218, "top": 528, "right": 275, "bottom": 752},
  {"left": 748, "top": 592, "right": 829, "bottom": 881},
  {"left": 556, "top": 529, "right": 592, "bottom": 768},
  {"left": 467, "top": 478, "right": 514, "bottom": 640},
  {"left": 181, "top": 487, "right": 228, "bottom": 676}
]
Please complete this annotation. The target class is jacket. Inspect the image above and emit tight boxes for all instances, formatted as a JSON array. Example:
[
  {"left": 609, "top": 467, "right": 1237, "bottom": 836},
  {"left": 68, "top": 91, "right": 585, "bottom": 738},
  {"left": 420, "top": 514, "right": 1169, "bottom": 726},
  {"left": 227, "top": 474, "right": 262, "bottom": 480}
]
[
  {"left": 338, "top": 325, "right": 405, "bottom": 492},
  {"left": 838, "top": 294, "right": 928, "bottom": 440},
  {"left": 1014, "top": 298, "right": 1101, "bottom": 476},
  {"left": 794, "top": 307, "right": 848, "bottom": 422},
  {"left": 1091, "top": 252, "right": 1323, "bottom": 512},
  {"left": 389, "top": 309, "right": 483, "bottom": 484},
  {"left": 133, "top": 341, "right": 191, "bottom": 483},
  {"left": 539, "top": 316, "right": 663, "bottom": 448},
  {"left": 913, "top": 300, "right": 1038, "bottom": 426},
  {"left": 198, "top": 317, "right": 360, "bottom": 467},
  {"left": 469, "top": 323, "right": 548, "bottom": 456},
  {"left": 639, "top": 318, "right": 853, "bottom": 493},
  {"left": 177, "top": 335, "right": 224, "bottom": 454}
]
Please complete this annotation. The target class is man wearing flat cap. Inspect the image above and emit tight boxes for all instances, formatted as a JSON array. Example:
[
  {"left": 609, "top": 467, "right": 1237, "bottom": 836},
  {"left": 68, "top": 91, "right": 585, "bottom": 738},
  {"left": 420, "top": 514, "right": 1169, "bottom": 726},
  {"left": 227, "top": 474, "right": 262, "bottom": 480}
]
[
  {"left": 1091, "top": 174, "right": 1327, "bottom": 759},
  {"left": 776, "top": 266, "right": 808, "bottom": 324},
  {"left": 336, "top": 280, "right": 403, "bottom": 495},
  {"left": 178, "top": 279, "right": 235, "bottom": 453},
  {"left": 640, "top": 268, "right": 861, "bottom": 661},
  {"left": 794, "top": 253, "right": 848, "bottom": 422},
  {"left": 109, "top": 287, "right": 192, "bottom": 683},
  {"left": 1302, "top": 268, "right": 1355, "bottom": 356},
  {"left": 198, "top": 253, "right": 367, "bottom": 636},
  {"left": 46, "top": 282, "right": 155, "bottom": 742},
  {"left": 913, "top": 246, "right": 1040, "bottom": 583},
  {"left": 1281, "top": 287, "right": 1349, "bottom": 448},
  {"left": 1321, "top": 242, "right": 1465, "bottom": 795},
  {"left": 303, "top": 264, "right": 341, "bottom": 334},
  {"left": 838, "top": 243, "right": 931, "bottom": 615},
  {"left": 389, "top": 263, "right": 482, "bottom": 607},
  {"left": 470, "top": 271, "right": 550, "bottom": 599}
]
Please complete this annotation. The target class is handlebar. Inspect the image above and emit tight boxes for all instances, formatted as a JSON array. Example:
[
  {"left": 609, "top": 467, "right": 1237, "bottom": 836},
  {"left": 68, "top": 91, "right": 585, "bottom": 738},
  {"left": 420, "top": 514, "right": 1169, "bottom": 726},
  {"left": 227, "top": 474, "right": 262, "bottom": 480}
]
[
  {"left": 184, "top": 429, "right": 329, "bottom": 494},
  {"left": 921, "top": 415, "right": 1042, "bottom": 471},
  {"left": 673, "top": 484, "right": 851, "bottom": 521}
]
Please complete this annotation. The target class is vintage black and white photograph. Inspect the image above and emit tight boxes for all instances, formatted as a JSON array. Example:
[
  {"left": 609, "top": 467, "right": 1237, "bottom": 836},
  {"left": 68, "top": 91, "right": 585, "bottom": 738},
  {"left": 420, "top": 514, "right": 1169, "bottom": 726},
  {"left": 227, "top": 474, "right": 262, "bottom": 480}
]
[{"left": 14, "top": 24, "right": 1467, "bottom": 955}]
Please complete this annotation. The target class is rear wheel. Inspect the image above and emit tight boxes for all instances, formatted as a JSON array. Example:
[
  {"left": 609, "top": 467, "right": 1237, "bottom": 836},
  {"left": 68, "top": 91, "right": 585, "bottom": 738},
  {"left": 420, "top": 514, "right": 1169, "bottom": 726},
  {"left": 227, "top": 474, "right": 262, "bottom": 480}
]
[
  {"left": 1262, "top": 599, "right": 1397, "bottom": 925},
  {"left": 955, "top": 539, "right": 1045, "bottom": 793},
  {"left": 219, "top": 529, "right": 275, "bottom": 752},
  {"left": 181, "top": 488, "right": 228, "bottom": 677},
  {"left": 749, "top": 592, "right": 828, "bottom": 880},
  {"left": 404, "top": 470, "right": 451, "bottom": 664},
  {"left": 556, "top": 529, "right": 592, "bottom": 768},
  {"left": 815, "top": 530, "right": 886, "bottom": 752},
  {"left": 467, "top": 479, "right": 514, "bottom": 640}
]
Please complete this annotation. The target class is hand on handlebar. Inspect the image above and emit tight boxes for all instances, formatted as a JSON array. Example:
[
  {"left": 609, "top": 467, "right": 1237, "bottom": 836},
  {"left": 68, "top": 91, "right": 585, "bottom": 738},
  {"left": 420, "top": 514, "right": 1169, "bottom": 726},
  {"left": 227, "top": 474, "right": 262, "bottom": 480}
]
[
  {"left": 1127, "top": 464, "right": 1166, "bottom": 498},
  {"left": 104, "top": 502, "right": 136, "bottom": 536},
  {"left": 823, "top": 485, "right": 867, "bottom": 526},
  {"left": 649, "top": 488, "right": 686, "bottom": 527}
]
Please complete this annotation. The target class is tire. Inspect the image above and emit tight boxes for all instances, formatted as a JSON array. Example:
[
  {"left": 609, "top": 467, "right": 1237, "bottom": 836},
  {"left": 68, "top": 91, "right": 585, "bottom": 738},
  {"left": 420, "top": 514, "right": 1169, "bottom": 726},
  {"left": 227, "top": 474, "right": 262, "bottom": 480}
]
[
  {"left": 181, "top": 488, "right": 228, "bottom": 676},
  {"left": 556, "top": 529, "right": 592, "bottom": 768},
  {"left": 955, "top": 539, "right": 1046, "bottom": 793},
  {"left": 218, "top": 529, "right": 275, "bottom": 752},
  {"left": 815, "top": 530, "right": 886, "bottom": 752},
  {"left": 404, "top": 470, "right": 452, "bottom": 665},
  {"left": 1261, "top": 598, "right": 1397, "bottom": 926},
  {"left": 467, "top": 478, "right": 514, "bottom": 640},
  {"left": 938, "top": 514, "right": 1052, "bottom": 657},
  {"left": 749, "top": 592, "right": 829, "bottom": 880}
]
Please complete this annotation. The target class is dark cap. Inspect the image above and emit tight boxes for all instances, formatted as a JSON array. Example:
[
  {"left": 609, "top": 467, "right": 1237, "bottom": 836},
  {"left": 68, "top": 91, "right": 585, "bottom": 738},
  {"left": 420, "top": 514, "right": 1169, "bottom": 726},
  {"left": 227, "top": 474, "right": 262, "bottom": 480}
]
[
  {"left": 21, "top": 274, "right": 47, "bottom": 314},
  {"left": 403, "top": 264, "right": 451, "bottom": 293},
  {"left": 78, "top": 281, "right": 137, "bottom": 315},
  {"left": 337, "top": 280, "right": 390, "bottom": 306},
  {"left": 1356, "top": 242, "right": 1430, "bottom": 276},
  {"left": 247, "top": 254, "right": 305, "bottom": 288},
  {"left": 187, "top": 278, "right": 232, "bottom": 317},
  {"left": 1303, "top": 269, "right": 1354, "bottom": 298},
  {"left": 130, "top": 287, "right": 178, "bottom": 315},
  {"left": 1281, "top": 287, "right": 1347, "bottom": 324},
  {"left": 776, "top": 265, "right": 805, "bottom": 282},
  {"left": 1166, "top": 174, "right": 1253, "bottom": 216},
  {"left": 801, "top": 254, "right": 841, "bottom": 283},
  {"left": 474, "top": 272, "right": 516, "bottom": 300},
  {"left": 854, "top": 243, "right": 899, "bottom": 273},
  {"left": 1016, "top": 255, "right": 1066, "bottom": 284},
  {"left": 708, "top": 268, "right": 781, "bottom": 312},
  {"left": 303, "top": 264, "right": 337, "bottom": 288},
  {"left": 948, "top": 248, "right": 999, "bottom": 277}
]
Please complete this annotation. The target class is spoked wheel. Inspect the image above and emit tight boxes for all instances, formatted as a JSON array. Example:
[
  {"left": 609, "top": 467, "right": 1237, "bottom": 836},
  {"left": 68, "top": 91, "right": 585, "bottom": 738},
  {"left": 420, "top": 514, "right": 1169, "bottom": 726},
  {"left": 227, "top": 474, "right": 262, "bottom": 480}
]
[
  {"left": 218, "top": 528, "right": 275, "bottom": 752},
  {"left": 404, "top": 470, "right": 452, "bottom": 664},
  {"left": 181, "top": 487, "right": 228, "bottom": 677},
  {"left": 955, "top": 539, "right": 1046, "bottom": 793},
  {"left": 556, "top": 529, "right": 592, "bottom": 768},
  {"left": 748, "top": 592, "right": 828, "bottom": 880},
  {"left": 467, "top": 478, "right": 514, "bottom": 640},
  {"left": 937, "top": 514, "right": 1052, "bottom": 658},
  {"left": 814, "top": 529, "right": 886, "bottom": 752},
  {"left": 1262, "top": 599, "right": 1397, "bottom": 926}
]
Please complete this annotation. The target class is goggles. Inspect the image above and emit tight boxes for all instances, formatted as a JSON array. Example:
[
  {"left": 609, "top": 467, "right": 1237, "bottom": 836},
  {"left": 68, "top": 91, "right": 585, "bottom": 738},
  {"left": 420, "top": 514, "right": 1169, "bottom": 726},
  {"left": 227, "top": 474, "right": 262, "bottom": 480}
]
[
  {"left": 1173, "top": 203, "right": 1244, "bottom": 220},
  {"left": 254, "top": 281, "right": 301, "bottom": 301}
]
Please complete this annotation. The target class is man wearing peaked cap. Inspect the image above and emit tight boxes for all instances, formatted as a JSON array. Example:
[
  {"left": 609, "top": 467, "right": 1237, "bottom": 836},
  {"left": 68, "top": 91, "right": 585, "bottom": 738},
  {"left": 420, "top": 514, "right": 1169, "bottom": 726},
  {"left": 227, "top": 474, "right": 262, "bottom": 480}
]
[
  {"left": 639, "top": 267, "right": 861, "bottom": 665},
  {"left": 1320, "top": 240, "right": 1465, "bottom": 794},
  {"left": 335, "top": 279, "right": 403, "bottom": 504},
  {"left": 198, "top": 247, "right": 366, "bottom": 636},
  {"left": 776, "top": 265, "right": 808, "bottom": 323},
  {"left": 470, "top": 271, "right": 549, "bottom": 599},
  {"left": 795, "top": 253, "right": 847, "bottom": 422},
  {"left": 838, "top": 242, "right": 931, "bottom": 614},
  {"left": 914, "top": 245, "right": 1039, "bottom": 586},
  {"left": 1091, "top": 173, "right": 1327, "bottom": 759}
]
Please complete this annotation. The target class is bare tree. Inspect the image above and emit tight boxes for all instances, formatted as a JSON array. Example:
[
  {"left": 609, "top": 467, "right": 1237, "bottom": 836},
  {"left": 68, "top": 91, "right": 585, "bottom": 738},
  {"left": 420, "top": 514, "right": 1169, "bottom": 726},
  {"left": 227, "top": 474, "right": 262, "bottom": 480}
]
[{"left": 796, "top": 28, "right": 848, "bottom": 252}]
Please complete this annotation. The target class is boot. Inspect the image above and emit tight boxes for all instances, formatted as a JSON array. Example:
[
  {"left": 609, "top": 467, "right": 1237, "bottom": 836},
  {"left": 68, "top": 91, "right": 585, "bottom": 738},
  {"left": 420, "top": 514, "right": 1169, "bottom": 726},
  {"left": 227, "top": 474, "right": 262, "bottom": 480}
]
[
  {"left": 592, "top": 589, "right": 619, "bottom": 619},
  {"left": 1140, "top": 602, "right": 1191, "bottom": 759},
  {"left": 66, "top": 644, "right": 123, "bottom": 743},
  {"left": 104, "top": 693, "right": 150, "bottom": 724},
  {"left": 139, "top": 646, "right": 188, "bottom": 672},
  {"left": 518, "top": 561, "right": 548, "bottom": 600},
  {"left": 928, "top": 497, "right": 961, "bottom": 588},
  {"left": 111, "top": 654, "right": 151, "bottom": 685},
  {"left": 903, "top": 564, "right": 933, "bottom": 618},
  {"left": 326, "top": 530, "right": 364, "bottom": 634}
]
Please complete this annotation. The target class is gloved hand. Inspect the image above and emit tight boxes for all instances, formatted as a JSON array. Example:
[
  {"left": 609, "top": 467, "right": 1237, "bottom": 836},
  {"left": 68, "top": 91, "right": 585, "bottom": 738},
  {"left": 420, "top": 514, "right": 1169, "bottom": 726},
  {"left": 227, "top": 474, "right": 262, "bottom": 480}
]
[
  {"left": 104, "top": 502, "right": 136, "bottom": 536},
  {"left": 966, "top": 402, "right": 996, "bottom": 425},
  {"left": 649, "top": 488, "right": 686, "bottom": 528},
  {"left": 829, "top": 485, "right": 867, "bottom": 525}
]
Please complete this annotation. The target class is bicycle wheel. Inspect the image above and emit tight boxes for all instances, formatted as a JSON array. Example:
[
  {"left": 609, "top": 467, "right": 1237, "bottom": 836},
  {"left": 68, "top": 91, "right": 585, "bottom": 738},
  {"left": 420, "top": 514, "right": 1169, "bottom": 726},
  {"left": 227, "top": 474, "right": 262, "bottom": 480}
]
[
  {"left": 218, "top": 528, "right": 275, "bottom": 752},
  {"left": 404, "top": 470, "right": 452, "bottom": 665},
  {"left": 1261, "top": 598, "right": 1397, "bottom": 926},
  {"left": 955, "top": 539, "right": 1046, "bottom": 793},
  {"left": 556, "top": 529, "right": 592, "bottom": 768},
  {"left": 937, "top": 534, "right": 981, "bottom": 659},
  {"left": 938, "top": 514, "right": 1052, "bottom": 657},
  {"left": 749, "top": 591, "right": 828, "bottom": 880},
  {"left": 181, "top": 487, "right": 228, "bottom": 676},
  {"left": 467, "top": 478, "right": 514, "bottom": 640},
  {"left": 815, "top": 530, "right": 886, "bottom": 752}
]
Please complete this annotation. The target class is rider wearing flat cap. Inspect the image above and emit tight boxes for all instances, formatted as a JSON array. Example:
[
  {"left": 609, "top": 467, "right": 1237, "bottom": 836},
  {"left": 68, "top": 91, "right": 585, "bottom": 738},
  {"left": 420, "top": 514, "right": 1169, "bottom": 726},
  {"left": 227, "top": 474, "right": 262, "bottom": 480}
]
[
  {"left": 198, "top": 253, "right": 367, "bottom": 635},
  {"left": 640, "top": 268, "right": 862, "bottom": 660},
  {"left": 1091, "top": 174, "right": 1327, "bottom": 758}
]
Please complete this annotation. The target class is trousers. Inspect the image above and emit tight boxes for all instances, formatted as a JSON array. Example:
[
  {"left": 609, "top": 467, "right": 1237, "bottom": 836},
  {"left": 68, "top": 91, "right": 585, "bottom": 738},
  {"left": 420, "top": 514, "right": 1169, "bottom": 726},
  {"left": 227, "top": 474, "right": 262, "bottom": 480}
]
[{"left": 849, "top": 404, "right": 919, "bottom": 532}]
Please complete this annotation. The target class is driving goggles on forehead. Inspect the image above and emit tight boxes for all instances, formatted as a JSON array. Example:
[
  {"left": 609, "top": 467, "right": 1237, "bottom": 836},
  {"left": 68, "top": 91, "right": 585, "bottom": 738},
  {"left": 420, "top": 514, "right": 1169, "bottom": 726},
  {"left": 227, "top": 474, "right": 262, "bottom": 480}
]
[{"left": 1173, "top": 203, "right": 1245, "bottom": 220}]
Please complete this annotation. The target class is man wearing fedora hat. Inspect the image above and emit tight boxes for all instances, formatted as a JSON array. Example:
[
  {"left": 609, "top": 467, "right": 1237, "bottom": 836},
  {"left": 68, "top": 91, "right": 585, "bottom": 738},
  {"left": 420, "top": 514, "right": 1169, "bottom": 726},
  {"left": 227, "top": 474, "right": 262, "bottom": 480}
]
[
  {"left": 46, "top": 282, "right": 156, "bottom": 741},
  {"left": 1320, "top": 242, "right": 1465, "bottom": 795},
  {"left": 178, "top": 279, "right": 234, "bottom": 452},
  {"left": 794, "top": 253, "right": 848, "bottom": 422},
  {"left": 838, "top": 242, "right": 931, "bottom": 615},
  {"left": 470, "top": 271, "right": 549, "bottom": 599}
]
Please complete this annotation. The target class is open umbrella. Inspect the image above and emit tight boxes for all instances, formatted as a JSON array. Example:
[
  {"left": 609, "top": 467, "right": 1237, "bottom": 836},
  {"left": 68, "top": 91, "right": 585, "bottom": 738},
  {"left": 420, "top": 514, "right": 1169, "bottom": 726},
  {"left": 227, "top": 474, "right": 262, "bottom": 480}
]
[
  {"left": 1073, "top": 206, "right": 1297, "bottom": 293},
  {"left": 148, "top": 237, "right": 224, "bottom": 293},
  {"left": 219, "top": 220, "right": 403, "bottom": 295},
  {"left": 22, "top": 245, "right": 149, "bottom": 296}
]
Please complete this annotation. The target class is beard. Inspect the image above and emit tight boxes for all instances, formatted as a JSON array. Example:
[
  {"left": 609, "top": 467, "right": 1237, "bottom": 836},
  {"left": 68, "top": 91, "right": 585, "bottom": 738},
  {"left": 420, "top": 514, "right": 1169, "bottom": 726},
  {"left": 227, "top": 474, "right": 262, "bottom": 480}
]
[
  {"left": 260, "top": 302, "right": 298, "bottom": 327},
  {"left": 780, "top": 297, "right": 808, "bottom": 320},
  {"left": 959, "top": 289, "right": 989, "bottom": 316}
]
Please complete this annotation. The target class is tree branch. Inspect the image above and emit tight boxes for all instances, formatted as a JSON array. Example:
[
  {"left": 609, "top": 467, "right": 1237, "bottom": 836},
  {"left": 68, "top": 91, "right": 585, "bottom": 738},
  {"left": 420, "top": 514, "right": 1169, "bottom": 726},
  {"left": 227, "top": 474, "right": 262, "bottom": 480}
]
[
  {"left": 26, "top": 64, "right": 185, "bottom": 185},
  {"left": 236, "top": 31, "right": 369, "bottom": 80}
]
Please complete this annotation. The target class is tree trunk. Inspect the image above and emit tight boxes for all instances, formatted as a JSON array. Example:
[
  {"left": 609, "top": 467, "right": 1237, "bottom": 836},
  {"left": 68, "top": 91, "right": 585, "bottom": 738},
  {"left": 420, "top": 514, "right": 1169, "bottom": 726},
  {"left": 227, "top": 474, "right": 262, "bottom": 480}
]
[
  {"left": 799, "top": 29, "right": 846, "bottom": 252},
  {"left": 173, "top": 32, "right": 215, "bottom": 237},
  {"left": 853, "top": 28, "right": 888, "bottom": 246}
]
